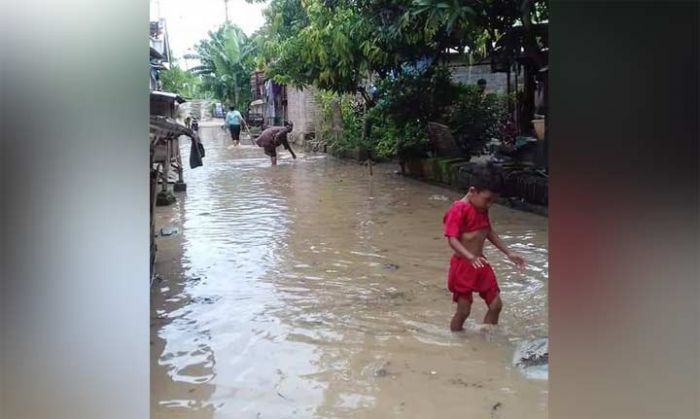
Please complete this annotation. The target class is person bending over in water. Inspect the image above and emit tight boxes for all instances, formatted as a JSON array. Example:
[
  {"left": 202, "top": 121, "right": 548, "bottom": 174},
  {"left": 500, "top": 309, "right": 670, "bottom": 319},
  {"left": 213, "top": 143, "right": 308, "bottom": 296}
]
[
  {"left": 255, "top": 121, "right": 296, "bottom": 166},
  {"left": 442, "top": 165, "right": 526, "bottom": 331}
]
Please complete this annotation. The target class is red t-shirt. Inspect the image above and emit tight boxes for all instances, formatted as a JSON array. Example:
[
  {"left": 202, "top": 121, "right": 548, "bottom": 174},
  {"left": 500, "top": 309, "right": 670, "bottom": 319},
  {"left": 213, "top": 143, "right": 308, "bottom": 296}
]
[{"left": 443, "top": 200, "right": 491, "bottom": 237}]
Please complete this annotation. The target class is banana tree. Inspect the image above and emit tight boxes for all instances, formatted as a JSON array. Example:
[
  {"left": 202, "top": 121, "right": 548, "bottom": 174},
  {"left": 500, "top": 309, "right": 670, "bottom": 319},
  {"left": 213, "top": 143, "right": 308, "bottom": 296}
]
[{"left": 191, "top": 23, "right": 256, "bottom": 107}]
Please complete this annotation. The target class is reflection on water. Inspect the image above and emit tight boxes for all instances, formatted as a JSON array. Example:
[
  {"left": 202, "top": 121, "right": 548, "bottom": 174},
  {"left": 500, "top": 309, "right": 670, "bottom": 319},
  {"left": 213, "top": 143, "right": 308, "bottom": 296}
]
[{"left": 151, "top": 125, "right": 549, "bottom": 418}]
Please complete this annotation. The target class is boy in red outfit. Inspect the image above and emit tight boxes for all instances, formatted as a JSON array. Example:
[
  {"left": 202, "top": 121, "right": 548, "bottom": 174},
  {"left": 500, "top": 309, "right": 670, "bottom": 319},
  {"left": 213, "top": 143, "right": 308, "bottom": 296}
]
[{"left": 443, "top": 167, "right": 526, "bottom": 331}]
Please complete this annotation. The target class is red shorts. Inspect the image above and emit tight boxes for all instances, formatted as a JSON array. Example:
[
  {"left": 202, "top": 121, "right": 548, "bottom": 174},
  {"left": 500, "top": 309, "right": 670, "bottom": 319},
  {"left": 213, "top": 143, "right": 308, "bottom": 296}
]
[{"left": 447, "top": 255, "right": 500, "bottom": 305}]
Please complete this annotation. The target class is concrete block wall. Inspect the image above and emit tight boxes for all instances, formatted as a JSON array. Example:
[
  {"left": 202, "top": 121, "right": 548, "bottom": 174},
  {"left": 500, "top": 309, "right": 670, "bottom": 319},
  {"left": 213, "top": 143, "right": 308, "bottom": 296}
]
[
  {"left": 286, "top": 86, "right": 318, "bottom": 145},
  {"left": 402, "top": 157, "right": 548, "bottom": 212},
  {"left": 449, "top": 63, "right": 510, "bottom": 94}
]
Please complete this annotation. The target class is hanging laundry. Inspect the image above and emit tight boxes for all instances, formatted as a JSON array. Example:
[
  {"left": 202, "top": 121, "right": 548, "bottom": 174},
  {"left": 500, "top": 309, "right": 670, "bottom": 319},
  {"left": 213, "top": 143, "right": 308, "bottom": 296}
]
[{"left": 189, "top": 138, "right": 203, "bottom": 169}]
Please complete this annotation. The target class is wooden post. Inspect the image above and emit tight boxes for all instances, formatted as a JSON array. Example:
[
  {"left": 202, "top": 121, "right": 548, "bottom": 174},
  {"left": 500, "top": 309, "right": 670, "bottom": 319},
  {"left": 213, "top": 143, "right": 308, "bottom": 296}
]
[
  {"left": 507, "top": 67, "right": 512, "bottom": 114},
  {"left": 150, "top": 168, "right": 156, "bottom": 277},
  {"left": 522, "top": 63, "right": 536, "bottom": 135},
  {"left": 514, "top": 64, "right": 519, "bottom": 132}
]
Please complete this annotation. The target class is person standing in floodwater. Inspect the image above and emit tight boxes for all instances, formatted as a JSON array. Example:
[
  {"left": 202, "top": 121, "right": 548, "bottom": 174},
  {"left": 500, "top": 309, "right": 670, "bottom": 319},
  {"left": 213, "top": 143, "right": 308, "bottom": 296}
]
[
  {"left": 225, "top": 105, "right": 249, "bottom": 146},
  {"left": 255, "top": 121, "right": 296, "bottom": 166},
  {"left": 443, "top": 165, "right": 526, "bottom": 331}
]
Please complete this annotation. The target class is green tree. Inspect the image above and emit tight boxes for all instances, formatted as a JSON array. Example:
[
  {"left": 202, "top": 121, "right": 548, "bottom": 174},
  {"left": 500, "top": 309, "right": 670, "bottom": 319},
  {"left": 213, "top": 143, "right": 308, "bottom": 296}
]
[
  {"left": 253, "top": 0, "right": 547, "bottom": 160},
  {"left": 191, "top": 23, "right": 258, "bottom": 107},
  {"left": 257, "top": 0, "right": 382, "bottom": 101},
  {"left": 255, "top": 0, "right": 548, "bottom": 91},
  {"left": 160, "top": 63, "right": 201, "bottom": 98},
  {"left": 410, "top": 0, "right": 548, "bottom": 67}
]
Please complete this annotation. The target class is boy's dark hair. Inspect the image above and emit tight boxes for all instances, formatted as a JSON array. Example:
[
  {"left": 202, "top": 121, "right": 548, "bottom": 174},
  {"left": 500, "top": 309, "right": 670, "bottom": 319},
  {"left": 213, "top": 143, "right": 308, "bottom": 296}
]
[
  {"left": 477, "top": 78, "right": 487, "bottom": 86},
  {"left": 470, "top": 163, "right": 503, "bottom": 193},
  {"left": 229, "top": 105, "right": 236, "bottom": 111}
]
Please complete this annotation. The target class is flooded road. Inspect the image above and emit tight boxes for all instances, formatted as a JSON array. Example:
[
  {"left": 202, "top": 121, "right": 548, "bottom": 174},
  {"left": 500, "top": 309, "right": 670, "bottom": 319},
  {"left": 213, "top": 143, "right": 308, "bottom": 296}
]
[{"left": 151, "top": 124, "right": 549, "bottom": 418}]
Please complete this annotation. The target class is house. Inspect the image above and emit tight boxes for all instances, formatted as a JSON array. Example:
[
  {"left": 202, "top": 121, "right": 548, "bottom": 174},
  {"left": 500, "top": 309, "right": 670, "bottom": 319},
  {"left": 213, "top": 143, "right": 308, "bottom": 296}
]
[
  {"left": 441, "top": 54, "right": 509, "bottom": 94},
  {"left": 150, "top": 19, "right": 171, "bottom": 91},
  {"left": 148, "top": 19, "right": 202, "bottom": 277},
  {"left": 249, "top": 70, "right": 318, "bottom": 145}
]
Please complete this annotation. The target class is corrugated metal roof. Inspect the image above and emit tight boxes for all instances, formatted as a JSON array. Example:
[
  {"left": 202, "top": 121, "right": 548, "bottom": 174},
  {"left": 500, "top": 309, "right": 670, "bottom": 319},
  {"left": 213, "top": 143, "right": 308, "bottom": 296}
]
[{"left": 150, "top": 91, "right": 186, "bottom": 103}]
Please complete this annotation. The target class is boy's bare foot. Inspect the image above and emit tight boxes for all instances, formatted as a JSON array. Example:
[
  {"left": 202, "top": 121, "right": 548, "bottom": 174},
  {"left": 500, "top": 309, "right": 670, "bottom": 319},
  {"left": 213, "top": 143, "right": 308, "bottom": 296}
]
[
  {"left": 450, "top": 314, "right": 465, "bottom": 331},
  {"left": 476, "top": 323, "right": 499, "bottom": 332}
]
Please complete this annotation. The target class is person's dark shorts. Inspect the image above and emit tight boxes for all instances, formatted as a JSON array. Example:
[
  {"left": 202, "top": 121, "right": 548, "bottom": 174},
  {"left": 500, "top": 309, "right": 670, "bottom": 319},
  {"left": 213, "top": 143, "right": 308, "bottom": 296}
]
[
  {"left": 228, "top": 124, "right": 241, "bottom": 141},
  {"left": 263, "top": 146, "right": 277, "bottom": 157}
]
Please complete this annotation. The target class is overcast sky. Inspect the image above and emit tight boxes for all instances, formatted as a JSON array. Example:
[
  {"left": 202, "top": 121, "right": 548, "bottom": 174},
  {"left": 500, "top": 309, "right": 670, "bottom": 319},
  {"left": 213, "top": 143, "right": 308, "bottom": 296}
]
[{"left": 150, "top": 0, "right": 267, "bottom": 60}]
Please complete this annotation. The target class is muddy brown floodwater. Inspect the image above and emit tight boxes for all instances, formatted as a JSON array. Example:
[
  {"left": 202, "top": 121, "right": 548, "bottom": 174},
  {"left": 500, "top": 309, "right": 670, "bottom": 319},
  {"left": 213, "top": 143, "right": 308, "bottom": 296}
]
[{"left": 151, "top": 124, "right": 548, "bottom": 419}]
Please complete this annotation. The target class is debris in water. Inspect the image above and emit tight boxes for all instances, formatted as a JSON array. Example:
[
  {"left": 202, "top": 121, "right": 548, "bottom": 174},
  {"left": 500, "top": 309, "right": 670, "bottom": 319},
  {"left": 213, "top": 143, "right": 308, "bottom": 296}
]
[
  {"left": 366, "top": 361, "right": 393, "bottom": 379},
  {"left": 385, "top": 290, "right": 405, "bottom": 299},
  {"left": 491, "top": 402, "right": 502, "bottom": 418},
  {"left": 515, "top": 338, "right": 548, "bottom": 367},
  {"left": 513, "top": 338, "right": 549, "bottom": 380},
  {"left": 156, "top": 191, "right": 177, "bottom": 206},
  {"left": 191, "top": 296, "right": 220, "bottom": 305},
  {"left": 383, "top": 263, "right": 400, "bottom": 271},
  {"left": 430, "top": 370, "right": 437, "bottom": 375},
  {"left": 428, "top": 194, "right": 449, "bottom": 201},
  {"left": 159, "top": 226, "right": 179, "bottom": 236},
  {"left": 449, "top": 378, "right": 484, "bottom": 388}
]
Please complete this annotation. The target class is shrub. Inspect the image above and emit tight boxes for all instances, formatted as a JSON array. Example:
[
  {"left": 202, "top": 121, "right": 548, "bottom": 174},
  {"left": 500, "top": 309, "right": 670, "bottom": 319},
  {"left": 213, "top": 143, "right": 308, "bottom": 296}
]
[{"left": 448, "top": 85, "right": 510, "bottom": 156}]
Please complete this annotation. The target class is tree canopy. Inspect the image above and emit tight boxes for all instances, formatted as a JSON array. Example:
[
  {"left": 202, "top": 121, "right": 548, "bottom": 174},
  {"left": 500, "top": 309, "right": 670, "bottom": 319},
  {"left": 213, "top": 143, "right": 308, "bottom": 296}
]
[
  {"left": 253, "top": 0, "right": 548, "bottom": 95},
  {"left": 191, "top": 23, "right": 258, "bottom": 107},
  {"left": 160, "top": 62, "right": 201, "bottom": 99}
]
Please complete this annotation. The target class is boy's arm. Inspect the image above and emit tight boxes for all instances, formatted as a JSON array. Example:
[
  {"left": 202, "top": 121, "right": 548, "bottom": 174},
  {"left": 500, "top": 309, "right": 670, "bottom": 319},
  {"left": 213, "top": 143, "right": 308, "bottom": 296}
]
[
  {"left": 487, "top": 229, "right": 526, "bottom": 268},
  {"left": 486, "top": 229, "right": 510, "bottom": 255}
]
